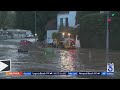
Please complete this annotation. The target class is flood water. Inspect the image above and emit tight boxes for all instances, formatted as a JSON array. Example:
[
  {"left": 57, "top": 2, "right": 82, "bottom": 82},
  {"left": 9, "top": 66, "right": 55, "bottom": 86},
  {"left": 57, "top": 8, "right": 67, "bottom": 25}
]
[{"left": 0, "top": 39, "right": 120, "bottom": 79}]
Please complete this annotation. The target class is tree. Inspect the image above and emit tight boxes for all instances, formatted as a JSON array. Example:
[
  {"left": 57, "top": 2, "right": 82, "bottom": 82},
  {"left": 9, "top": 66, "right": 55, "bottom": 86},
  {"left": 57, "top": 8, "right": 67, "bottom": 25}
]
[
  {"left": 36, "top": 11, "right": 58, "bottom": 41},
  {"left": 77, "top": 11, "right": 120, "bottom": 50},
  {"left": 15, "top": 11, "right": 34, "bottom": 30},
  {"left": 15, "top": 11, "right": 58, "bottom": 41},
  {"left": 52, "top": 32, "right": 57, "bottom": 39},
  {"left": 5, "top": 11, "right": 16, "bottom": 29},
  {"left": 0, "top": 11, "right": 16, "bottom": 30},
  {"left": 0, "top": 11, "right": 8, "bottom": 29},
  {"left": 52, "top": 32, "right": 62, "bottom": 41},
  {"left": 77, "top": 11, "right": 106, "bottom": 49}
]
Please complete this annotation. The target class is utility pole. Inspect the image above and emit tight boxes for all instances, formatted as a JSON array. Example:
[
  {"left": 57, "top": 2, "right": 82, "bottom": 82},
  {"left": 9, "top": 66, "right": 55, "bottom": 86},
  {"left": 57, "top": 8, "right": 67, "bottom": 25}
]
[
  {"left": 100, "top": 11, "right": 110, "bottom": 62},
  {"left": 106, "top": 11, "right": 110, "bottom": 62},
  {"left": 35, "top": 11, "right": 37, "bottom": 42}
]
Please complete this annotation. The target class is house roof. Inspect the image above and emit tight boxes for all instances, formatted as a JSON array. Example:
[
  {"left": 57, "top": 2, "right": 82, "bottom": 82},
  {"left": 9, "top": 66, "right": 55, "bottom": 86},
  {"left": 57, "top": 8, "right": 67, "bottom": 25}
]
[
  {"left": 45, "top": 19, "right": 57, "bottom": 30},
  {"left": 58, "top": 11, "right": 69, "bottom": 15}
]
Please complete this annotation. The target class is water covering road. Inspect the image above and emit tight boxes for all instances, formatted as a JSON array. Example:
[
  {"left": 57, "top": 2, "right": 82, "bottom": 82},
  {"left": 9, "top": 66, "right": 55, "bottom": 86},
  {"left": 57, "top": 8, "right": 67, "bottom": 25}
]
[
  {"left": 0, "top": 42, "right": 82, "bottom": 79},
  {"left": 0, "top": 39, "right": 119, "bottom": 79}
]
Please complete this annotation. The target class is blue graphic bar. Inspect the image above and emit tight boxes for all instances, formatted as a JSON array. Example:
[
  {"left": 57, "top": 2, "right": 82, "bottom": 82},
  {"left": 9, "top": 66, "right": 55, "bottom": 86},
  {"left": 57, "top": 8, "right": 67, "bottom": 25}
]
[
  {"left": 22, "top": 72, "right": 114, "bottom": 76},
  {"left": 78, "top": 72, "right": 101, "bottom": 75},
  {"left": 31, "top": 72, "right": 68, "bottom": 75},
  {"left": 23, "top": 72, "right": 32, "bottom": 75},
  {"left": 101, "top": 72, "right": 114, "bottom": 76},
  {"left": 68, "top": 72, "right": 78, "bottom": 75}
]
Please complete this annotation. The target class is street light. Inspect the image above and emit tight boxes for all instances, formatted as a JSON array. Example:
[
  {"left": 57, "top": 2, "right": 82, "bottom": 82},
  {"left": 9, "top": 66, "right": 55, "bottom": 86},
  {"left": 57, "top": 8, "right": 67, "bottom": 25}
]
[
  {"left": 35, "top": 33, "right": 37, "bottom": 36},
  {"left": 106, "top": 11, "right": 110, "bottom": 62},
  {"left": 100, "top": 11, "right": 110, "bottom": 62}
]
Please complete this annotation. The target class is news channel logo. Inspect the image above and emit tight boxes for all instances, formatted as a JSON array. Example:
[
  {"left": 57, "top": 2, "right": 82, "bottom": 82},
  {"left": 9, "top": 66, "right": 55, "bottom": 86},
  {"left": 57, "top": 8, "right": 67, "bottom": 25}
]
[{"left": 107, "top": 63, "right": 114, "bottom": 73}]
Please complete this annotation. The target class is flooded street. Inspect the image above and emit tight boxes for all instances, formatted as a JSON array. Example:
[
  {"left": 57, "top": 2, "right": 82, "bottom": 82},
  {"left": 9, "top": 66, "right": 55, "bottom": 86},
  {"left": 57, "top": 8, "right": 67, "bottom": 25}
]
[
  {"left": 0, "top": 11, "right": 120, "bottom": 79},
  {"left": 0, "top": 41, "right": 82, "bottom": 79},
  {"left": 0, "top": 39, "right": 120, "bottom": 79}
]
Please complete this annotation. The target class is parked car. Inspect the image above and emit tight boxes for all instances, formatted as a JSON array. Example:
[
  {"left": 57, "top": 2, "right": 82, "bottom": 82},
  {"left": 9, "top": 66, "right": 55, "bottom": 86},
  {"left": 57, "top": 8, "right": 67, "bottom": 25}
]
[
  {"left": 25, "top": 34, "right": 34, "bottom": 38},
  {"left": 19, "top": 40, "right": 32, "bottom": 45}
]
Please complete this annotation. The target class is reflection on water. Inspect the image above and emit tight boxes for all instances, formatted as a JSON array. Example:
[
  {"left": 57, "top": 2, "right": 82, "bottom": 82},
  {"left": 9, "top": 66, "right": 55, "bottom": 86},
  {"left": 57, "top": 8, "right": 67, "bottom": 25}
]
[
  {"left": 0, "top": 43, "right": 81, "bottom": 78},
  {"left": 0, "top": 44, "right": 28, "bottom": 61},
  {"left": 59, "top": 49, "right": 78, "bottom": 72},
  {"left": 0, "top": 44, "right": 29, "bottom": 71},
  {"left": 0, "top": 45, "right": 17, "bottom": 49},
  {"left": 1, "top": 43, "right": 120, "bottom": 79}
]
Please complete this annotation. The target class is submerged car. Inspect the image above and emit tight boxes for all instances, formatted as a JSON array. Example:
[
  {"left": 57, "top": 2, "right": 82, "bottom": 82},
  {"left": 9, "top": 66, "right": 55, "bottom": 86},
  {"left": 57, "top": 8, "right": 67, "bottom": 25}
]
[
  {"left": 18, "top": 40, "right": 32, "bottom": 52},
  {"left": 19, "top": 40, "right": 32, "bottom": 45}
]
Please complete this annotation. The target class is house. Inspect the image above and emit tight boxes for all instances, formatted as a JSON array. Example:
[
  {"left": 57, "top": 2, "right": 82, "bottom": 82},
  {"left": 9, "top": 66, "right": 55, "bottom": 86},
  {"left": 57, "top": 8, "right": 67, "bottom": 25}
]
[
  {"left": 57, "top": 11, "right": 77, "bottom": 30},
  {"left": 46, "top": 11, "right": 78, "bottom": 44},
  {"left": 46, "top": 19, "right": 58, "bottom": 44}
]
